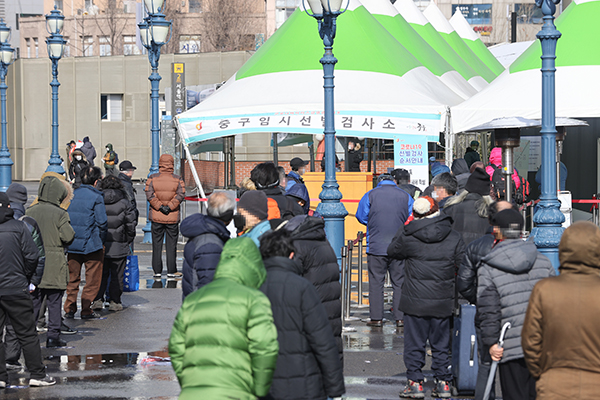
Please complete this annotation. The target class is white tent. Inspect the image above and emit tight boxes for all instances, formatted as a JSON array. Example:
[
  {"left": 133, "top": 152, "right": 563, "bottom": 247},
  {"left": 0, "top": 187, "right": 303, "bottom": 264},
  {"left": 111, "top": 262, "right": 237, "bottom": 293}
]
[
  {"left": 451, "top": 0, "right": 600, "bottom": 133},
  {"left": 176, "top": 0, "right": 466, "bottom": 151}
]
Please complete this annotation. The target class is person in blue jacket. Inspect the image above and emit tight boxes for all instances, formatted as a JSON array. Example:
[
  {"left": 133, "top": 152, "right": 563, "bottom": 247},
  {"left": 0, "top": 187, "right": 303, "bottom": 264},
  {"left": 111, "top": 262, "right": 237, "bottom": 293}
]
[
  {"left": 180, "top": 191, "right": 234, "bottom": 299},
  {"left": 285, "top": 157, "right": 309, "bottom": 192},
  {"left": 356, "top": 174, "right": 413, "bottom": 328},
  {"left": 64, "top": 167, "right": 108, "bottom": 320}
]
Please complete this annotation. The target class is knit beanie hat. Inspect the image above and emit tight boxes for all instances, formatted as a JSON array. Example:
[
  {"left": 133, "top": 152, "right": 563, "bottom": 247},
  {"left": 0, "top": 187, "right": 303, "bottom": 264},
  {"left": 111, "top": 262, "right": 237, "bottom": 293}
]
[
  {"left": 0, "top": 192, "right": 14, "bottom": 221},
  {"left": 491, "top": 208, "right": 524, "bottom": 230},
  {"left": 6, "top": 183, "right": 28, "bottom": 205},
  {"left": 431, "top": 162, "right": 450, "bottom": 177},
  {"left": 465, "top": 168, "right": 491, "bottom": 195},
  {"left": 238, "top": 190, "right": 268, "bottom": 221},
  {"left": 412, "top": 196, "right": 440, "bottom": 219}
]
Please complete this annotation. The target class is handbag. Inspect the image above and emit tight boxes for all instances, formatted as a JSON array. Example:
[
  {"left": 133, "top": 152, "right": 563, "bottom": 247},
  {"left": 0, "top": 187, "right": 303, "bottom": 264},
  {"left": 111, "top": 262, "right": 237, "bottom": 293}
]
[{"left": 123, "top": 255, "right": 140, "bottom": 292}]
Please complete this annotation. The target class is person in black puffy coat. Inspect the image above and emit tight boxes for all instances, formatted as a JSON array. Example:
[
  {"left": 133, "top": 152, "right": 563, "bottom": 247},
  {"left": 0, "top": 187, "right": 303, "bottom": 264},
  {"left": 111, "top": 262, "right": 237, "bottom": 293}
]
[
  {"left": 259, "top": 229, "right": 345, "bottom": 400},
  {"left": 285, "top": 215, "right": 342, "bottom": 359},
  {"left": 180, "top": 191, "right": 234, "bottom": 299},
  {"left": 387, "top": 196, "right": 465, "bottom": 399},
  {"left": 456, "top": 200, "right": 513, "bottom": 400},
  {"left": 94, "top": 175, "right": 137, "bottom": 312},
  {"left": 443, "top": 168, "right": 494, "bottom": 246}
]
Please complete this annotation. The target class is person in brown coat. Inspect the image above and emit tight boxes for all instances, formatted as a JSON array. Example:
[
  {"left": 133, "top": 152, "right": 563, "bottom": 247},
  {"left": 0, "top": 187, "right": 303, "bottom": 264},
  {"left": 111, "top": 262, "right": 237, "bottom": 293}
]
[
  {"left": 522, "top": 221, "right": 600, "bottom": 400},
  {"left": 145, "top": 154, "right": 185, "bottom": 278}
]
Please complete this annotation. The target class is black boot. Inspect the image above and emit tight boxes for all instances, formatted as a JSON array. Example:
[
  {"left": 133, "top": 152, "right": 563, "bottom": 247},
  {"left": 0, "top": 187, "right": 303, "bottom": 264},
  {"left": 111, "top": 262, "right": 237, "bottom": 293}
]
[{"left": 46, "top": 338, "right": 67, "bottom": 348}]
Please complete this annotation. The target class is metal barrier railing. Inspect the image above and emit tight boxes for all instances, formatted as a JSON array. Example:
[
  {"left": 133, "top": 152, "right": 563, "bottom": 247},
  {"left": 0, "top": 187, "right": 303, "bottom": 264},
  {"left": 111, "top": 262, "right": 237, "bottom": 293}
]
[{"left": 340, "top": 232, "right": 368, "bottom": 323}]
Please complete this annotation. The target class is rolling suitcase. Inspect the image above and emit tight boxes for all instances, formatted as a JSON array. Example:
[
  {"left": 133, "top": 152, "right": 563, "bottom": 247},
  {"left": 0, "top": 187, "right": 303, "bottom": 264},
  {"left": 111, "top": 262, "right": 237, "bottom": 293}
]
[{"left": 451, "top": 303, "right": 479, "bottom": 394}]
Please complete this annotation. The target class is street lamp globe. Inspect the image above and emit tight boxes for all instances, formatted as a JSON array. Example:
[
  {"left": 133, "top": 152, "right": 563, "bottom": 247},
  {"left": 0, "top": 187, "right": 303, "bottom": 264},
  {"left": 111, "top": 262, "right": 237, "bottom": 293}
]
[
  {"left": 46, "top": 35, "right": 65, "bottom": 60},
  {"left": 0, "top": 19, "right": 11, "bottom": 44},
  {"left": 144, "top": 0, "right": 165, "bottom": 15},
  {"left": 322, "top": 0, "right": 344, "bottom": 13},
  {"left": 149, "top": 15, "right": 171, "bottom": 45},
  {"left": 0, "top": 43, "right": 13, "bottom": 65},
  {"left": 138, "top": 20, "right": 150, "bottom": 48},
  {"left": 306, "top": 0, "right": 324, "bottom": 15},
  {"left": 45, "top": 6, "right": 65, "bottom": 35}
]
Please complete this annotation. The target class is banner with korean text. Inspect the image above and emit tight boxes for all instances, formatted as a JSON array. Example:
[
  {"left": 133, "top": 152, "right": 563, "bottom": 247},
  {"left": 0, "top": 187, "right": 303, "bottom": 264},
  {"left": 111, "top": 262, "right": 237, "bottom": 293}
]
[{"left": 394, "top": 135, "right": 429, "bottom": 189}]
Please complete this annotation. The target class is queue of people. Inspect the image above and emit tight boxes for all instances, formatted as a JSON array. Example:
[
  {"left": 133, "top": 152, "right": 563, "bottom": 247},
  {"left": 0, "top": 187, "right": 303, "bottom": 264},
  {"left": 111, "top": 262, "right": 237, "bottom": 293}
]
[
  {"left": 0, "top": 152, "right": 141, "bottom": 387},
  {"left": 2, "top": 146, "right": 598, "bottom": 400}
]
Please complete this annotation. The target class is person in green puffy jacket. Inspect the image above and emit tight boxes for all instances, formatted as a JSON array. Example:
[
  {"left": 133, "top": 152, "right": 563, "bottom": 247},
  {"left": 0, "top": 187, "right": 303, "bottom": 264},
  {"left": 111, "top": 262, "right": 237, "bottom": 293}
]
[{"left": 169, "top": 236, "right": 279, "bottom": 400}]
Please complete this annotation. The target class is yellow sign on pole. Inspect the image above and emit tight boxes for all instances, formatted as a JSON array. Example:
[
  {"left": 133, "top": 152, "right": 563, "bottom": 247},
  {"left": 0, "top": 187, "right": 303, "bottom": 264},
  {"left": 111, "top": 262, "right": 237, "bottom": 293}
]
[{"left": 173, "top": 63, "right": 184, "bottom": 73}]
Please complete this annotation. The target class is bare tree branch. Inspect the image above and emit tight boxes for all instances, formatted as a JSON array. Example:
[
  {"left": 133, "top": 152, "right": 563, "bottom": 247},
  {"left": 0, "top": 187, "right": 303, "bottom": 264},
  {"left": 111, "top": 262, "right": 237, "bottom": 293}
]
[
  {"left": 93, "top": 0, "right": 129, "bottom": 55},
  {"left": 202, "top": 0, "right": 256, "bottom": 52}
]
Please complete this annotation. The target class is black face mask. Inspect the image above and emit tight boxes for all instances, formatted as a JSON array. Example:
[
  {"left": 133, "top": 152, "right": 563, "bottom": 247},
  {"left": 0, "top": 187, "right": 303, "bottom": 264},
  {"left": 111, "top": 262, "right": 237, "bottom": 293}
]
[{"left": 233, "top": 214, "right": 246, "bottom": 232}]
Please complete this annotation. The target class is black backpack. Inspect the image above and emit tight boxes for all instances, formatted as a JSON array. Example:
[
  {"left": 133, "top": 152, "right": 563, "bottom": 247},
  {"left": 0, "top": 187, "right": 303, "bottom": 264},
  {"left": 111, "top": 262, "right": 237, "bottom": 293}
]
[{"left": 490, "top": 164, "right": 529, "bottom": 204}]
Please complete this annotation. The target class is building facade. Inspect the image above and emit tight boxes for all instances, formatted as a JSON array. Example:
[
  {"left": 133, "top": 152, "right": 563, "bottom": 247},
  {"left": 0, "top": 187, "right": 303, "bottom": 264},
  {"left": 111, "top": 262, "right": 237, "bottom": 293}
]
[
  {"left": 0, "top": 0, "right": 44, "bottom": 57},
  {"left": 18, "top": 0, "right": 269, "bottom": 59},
  {"left": 434, "top": 0, "right": 571, "bottom": 44}
]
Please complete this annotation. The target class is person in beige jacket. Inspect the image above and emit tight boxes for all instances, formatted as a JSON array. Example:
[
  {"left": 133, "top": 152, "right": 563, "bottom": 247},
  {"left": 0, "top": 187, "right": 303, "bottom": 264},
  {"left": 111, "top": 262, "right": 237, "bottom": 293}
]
[{"left": 522, "top": 221, "right": 600, "bottom": 400}]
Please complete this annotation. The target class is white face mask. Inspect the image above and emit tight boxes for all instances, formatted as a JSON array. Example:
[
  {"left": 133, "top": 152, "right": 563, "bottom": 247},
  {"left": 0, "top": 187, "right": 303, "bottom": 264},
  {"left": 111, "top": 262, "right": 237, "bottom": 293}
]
[
  {"left": 106, "top": 147, "right": 110, "bottom": 152},
  {"left": 75, "top": 155, "right": 82, "bottom": 161},
  {"left": 431, "top": 191, "right": 439, "bottom": 201}
]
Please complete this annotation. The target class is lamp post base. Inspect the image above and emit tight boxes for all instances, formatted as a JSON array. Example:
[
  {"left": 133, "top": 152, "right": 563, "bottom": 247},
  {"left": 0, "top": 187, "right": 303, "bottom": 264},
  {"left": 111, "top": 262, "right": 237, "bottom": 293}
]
[
  {"left": 317, "top": 192, "right": 348, "bottom": 265},
  {"left": 0, "top": 155, "right": 13, "bottom": 192},
  {"left": 45, "top": 162, "right": 65, "bottom": 175},
  {"left": 142, "top": 220, "right": 153, "bottom": 243}
]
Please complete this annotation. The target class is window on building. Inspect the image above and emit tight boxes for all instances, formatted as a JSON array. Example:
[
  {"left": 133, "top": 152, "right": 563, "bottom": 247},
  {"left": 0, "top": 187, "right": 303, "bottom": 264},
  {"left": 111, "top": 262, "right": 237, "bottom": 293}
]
[
  {"left": 83, "top": 36, "right": 94, "bottom": 56},
  {"left": 25, "top": 38, "right": 31, "bottom": 58},
  {"left": 123, "top": 35, "right": 141, "bottom": 55},
  {"left": 100, "top": 94, "right": 123, "bottom": 121},
  {"left": 189, "top": 0, "right": 202, "bottom": 12},
  {"left": 451, "top": 4, "right": 493, "bottom": 25},
  {"left": 54, "top": 0, "right": 64, "bottom": 10},
  {"left": 179, "top": 35, "right": 201, "bottom": 53},
  {"left": 275, "top": 0, "right": 302, "bottom": 29},
  {"left": 34, "top": 38, "right": 39, "bottom": 58},
  {"left": 514, "top": 4, "right": 544, "bottom": 23},
  {"left": 99, "top": 36, "right": 111, "bottom": 56}
]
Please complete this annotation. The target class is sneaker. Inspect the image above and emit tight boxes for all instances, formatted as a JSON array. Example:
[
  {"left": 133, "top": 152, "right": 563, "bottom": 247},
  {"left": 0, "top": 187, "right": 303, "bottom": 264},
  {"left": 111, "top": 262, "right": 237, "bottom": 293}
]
[
  {"left": 64, "top": 312, "right": 75, "bottom": 319},
  {"left": 400, "top": 380, "right": 424, "bottom": 399},
  {"left": 29, "top": 375, "right": 56, "bottom": 387},
  {"left": 153, "top": 273, "right": 162, "bottom": 279},
  {"left": 0, "top": 380, "right": 5, "bottom": 388},
  {"left": 108, "top": 301, "right": 123, "bottom": 312},
  {"left": 6, "top": 362, "right": 22, "bottom": 371},
  {"left": 167, "top": 272, "right": 183, "bottom": 278},
  {"left": 60, "top": 324, "right": 78, "bottom": 335},
  {"left": 36, "top": 326, "right": 48, "bottom": 333},
  {"left": 80, "top": 312, "right": 101, "bottom": 320},
  {"left": 396, "top": 320, "right": 404, "bottom": 328},
  {"left": 432, "top": 379, "right": 451, "bottom": 399},
  {"left": 366, "top": 319, "right": 383, "bottom": 327},
  {"left": 91, "top": 300, "right": 103, "bottom": 310}
]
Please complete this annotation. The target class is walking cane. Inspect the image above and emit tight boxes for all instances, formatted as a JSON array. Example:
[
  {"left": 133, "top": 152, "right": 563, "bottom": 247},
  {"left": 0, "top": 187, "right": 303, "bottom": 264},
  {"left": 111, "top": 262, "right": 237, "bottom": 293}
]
[{"left": 483, "top": 322, "right": 511, "bottom": 400}]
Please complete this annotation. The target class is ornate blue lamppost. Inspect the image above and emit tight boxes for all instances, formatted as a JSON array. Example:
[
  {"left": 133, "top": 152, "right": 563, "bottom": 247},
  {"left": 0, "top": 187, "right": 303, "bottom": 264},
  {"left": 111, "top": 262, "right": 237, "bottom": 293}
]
[
  {"left": 138, "top": 0, "right": 171, "bottom": 243},
  {"left": 304, "top": 0, "right": 349, "bottom": 262},
  {"left": 0, "top": 20, "right": 14, "bottom": 191},
  {"left": 45, "top": 7, "right": 66, "bottom": 174},
  {"left": 531, "top": 0, "right": 564, "bottom": 270}
]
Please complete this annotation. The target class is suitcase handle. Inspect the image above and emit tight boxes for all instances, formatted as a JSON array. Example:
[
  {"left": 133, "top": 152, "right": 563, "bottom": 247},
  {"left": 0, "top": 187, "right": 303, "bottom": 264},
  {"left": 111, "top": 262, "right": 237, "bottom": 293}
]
[{"left": 469, "top": 335, "right": 475, "bottom": 367}]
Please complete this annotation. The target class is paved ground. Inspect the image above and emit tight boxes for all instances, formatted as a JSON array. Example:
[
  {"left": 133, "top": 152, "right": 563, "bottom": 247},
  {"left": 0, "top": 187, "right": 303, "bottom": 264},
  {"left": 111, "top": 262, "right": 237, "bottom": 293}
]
[{"left": 2, "top": 181, "right": 501, "bottom": 399}]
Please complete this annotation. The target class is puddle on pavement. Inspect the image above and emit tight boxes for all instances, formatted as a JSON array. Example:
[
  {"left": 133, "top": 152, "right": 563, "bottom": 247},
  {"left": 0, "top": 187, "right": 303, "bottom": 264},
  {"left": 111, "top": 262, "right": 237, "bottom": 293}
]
[
  {"left": 45, "top": 350, "right": 172, "bottom": 372},
  {"left": 343, "top": 325, "right": 405, "bottom": 352}
]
